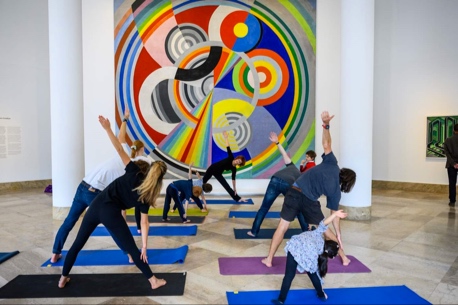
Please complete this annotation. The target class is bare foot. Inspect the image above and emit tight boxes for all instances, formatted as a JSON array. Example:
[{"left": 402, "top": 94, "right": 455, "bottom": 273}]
[
  {"left": 261, "top": 257, "right": 272, "bottom": 268},
  {"left": 162, "top": 218, "right": 170, "bottom": 222},
  {"left": 50, "top": 253, "right": 62, "bottom": 263},
  {"left": 341, "top": 255, "right": 351, "bottom": 266},
  {"left": 150, "top": 276, "right": 167, "bottom": 289},
  {"left": 171, "top": 209, "right": 175, "bottom": 213},
  {"left": 238, "top": 198, "right": 248, "bottom": 202},
  {"left": 247, "top": 231, "right": 255, "bottom": 237},
  {"left": 58, "top": 275, "right": 70, "bottom": 288},
  {"left": 201, "top": 209, "right": 208, "bottom": 212},
  {"left": 137, "top": 229, "right": 141, "bottom": 234},
  {"left": 127, "top": 253, "right": 133, "bottom": 263},
  {"left": 183, "top": 219, "right": 191, "bottom": 223}
]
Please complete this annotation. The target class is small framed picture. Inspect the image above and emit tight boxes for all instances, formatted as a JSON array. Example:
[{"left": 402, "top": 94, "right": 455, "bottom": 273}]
[{"left": 426, "top": 115, "right": 458, "bottom": 157}]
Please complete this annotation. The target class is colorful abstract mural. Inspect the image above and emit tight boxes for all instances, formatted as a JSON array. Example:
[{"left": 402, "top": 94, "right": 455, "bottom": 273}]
[
  {"left": 426, "top": 115, "right": 458, "bottom": 158},
  {"left": 114, "top": 0, "right": 316, "bottom": 178}
]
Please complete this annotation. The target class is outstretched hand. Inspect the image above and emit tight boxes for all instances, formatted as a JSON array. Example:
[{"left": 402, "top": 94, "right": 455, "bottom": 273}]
[
  {"left": 123, "top": 106, "right": 130, "bottom": 120},
  {"left": 269, "top": 132, "right": 278, "bottom": 143},
  {"left": 98, "top": 116, "right": 111, "bottom": 130},
  {"left": 334, "top": 209, "right": 348, "bottom": 219},
  {"left": 321, "top": 111, "right": 335, "bottom": 125}
]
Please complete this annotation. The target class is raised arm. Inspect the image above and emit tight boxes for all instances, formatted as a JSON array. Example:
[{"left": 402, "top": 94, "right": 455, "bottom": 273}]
[
  {"left": 99, "top": 115, "right": 131, "bottom": 166},
  {"left": 269, "top": 132, "right": 291, "bottom": 164},
  {"left": 118, "top": 107, "right": 130, "bottom": 143},
  {"left": 188, "top": 162, "right": 194, "bottom": 180},
  {"left": 321, "top": 111, "right": 335, "bottom": 155},
  {"left": 223, "top": 131, "right": 230, "bottom": 147},
  {"left": 323, "top": 209, "right": 347, "bottom": 226}
]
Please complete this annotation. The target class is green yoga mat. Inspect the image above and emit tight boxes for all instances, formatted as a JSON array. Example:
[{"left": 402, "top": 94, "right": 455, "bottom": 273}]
[{"left": 0, "top": 273, "right": 186, "bottom": 298}]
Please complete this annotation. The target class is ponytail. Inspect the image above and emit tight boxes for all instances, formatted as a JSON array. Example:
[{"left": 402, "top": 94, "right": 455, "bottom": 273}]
[{"left": 318, "top": 240, "right": 340, "bottom": 278}]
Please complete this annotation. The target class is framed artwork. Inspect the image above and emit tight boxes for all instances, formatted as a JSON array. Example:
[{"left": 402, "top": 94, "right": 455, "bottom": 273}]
[
  {"left": 426, "top": 115, "right": 458, "bottom": 157},
  {"left": 114, "top": 0, "right": 316, "bottom": 178}
]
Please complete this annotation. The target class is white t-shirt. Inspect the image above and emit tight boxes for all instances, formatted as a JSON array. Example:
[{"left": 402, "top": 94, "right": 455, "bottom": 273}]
[{"left": 83, "top": 143, "right": 130, "bottom": 191}]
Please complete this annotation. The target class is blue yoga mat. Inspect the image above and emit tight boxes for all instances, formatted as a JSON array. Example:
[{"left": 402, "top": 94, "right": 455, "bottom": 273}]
[
  {"left": 41, "top": 245, "right": 188, "bottom": 267},
  {"left": 229, "top": 211, "right": 280, "bottom": 218},
  {"left": 226, "top": 286, "right": 431, "bottom": 304},
  {"left": 90, "top": 225, "right": 197, "bottom": 236},
  {"left": 0, "top": 251, "right": 19, "bottom": 264},
  {"left": 191, "top": 198, "right": 254, "bottom": 204}
]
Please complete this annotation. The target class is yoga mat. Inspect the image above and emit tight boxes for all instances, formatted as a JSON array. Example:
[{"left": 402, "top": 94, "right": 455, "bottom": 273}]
[
  {"left": 91, "top": 225, "right": 197, "bottom": 236},
  {"left": 234, "top": 228, "right": 303, "bottom": 239},
  {"left": 126, "top": 215, "right": 206, "bottom": 223},
  {"left": 229, "top": 211, "right": 280, "bottom": 218},
  {"left": 41, "top": 245, "right": 188, "bottom": 267},
  {"left": 0, "top": 272, "right": 186, "bottom": 298},
  {"left": 126, "top": 207, "right": 208, "bottom": 216},
  {"left": 226, "top": 285, "right": 431, "bottom": 304},
  {"left": 218, "top": 255, "right": 370, "bottom": 275},
  {"left": 193, "top": 198, "right": 254, "bottom": 204},
  {"left": 0, "top": 251, "right": 19, "bottom": 264}
]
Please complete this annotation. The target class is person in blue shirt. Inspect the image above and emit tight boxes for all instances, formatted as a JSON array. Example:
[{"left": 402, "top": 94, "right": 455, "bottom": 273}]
[
  {"left": 262, "top": 111, "right": 356, "bottom": 268},
  {"left": 162, "top": 162, "right": 203, "bottom": 223}
]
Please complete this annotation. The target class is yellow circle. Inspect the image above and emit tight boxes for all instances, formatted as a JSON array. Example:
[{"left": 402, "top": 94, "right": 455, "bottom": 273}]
[{"left": 234, "top": 23, "right": 248, "bottom": 38}]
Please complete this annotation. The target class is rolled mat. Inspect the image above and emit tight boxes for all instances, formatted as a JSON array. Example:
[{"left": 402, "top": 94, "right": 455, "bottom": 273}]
[
  {"left": 0, "top": 272, "right": 186, "bottom": 298},
  {"left": 218, "top": 255, "right": 370, "bottom": 275},
  {"left": 0, "top": 251, "right": 19, "bottom": 264},
  {"left": 126, "top": 215, "right": 206, "bottom": 223},
  {"left": 41, "top": 245, "right": 188, "bottom": 267},
  {"left": 229, "top": 211, "right": 280, "bottom": 218},
  {"left": 234, "top": 228, "right": 303, "bottom": 239},
  {"left": 126, "top": 207, "right": 208, "bottom": 216},
  {"left": 90, "top": 225, "right": 197, "bottom": 236},
  {"left": 226, "top": 285, "right": 431, "bottom": 304}
]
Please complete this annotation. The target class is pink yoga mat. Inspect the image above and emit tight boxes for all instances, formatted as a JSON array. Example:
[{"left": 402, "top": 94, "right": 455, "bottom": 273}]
[{"left": 218, "top": 255, "right": 370, "bottom": 275}]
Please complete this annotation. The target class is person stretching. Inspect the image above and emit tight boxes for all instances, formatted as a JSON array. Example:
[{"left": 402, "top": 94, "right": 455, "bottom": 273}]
[
  {"left": 57, "top": 115, "right": 167, "bottom": 290},
  {"left": 202, "top": 131, "right": 246, "bottom": 202},
  {"left": 261, "top": 111, "right": 356, "bottom": 268}
]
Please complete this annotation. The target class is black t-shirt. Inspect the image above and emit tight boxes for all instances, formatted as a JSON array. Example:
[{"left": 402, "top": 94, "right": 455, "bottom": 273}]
[
  {"left": 92, "top": 161, "right": 149, "bottom": 214},
  {"left": 204, "top": 146, "right": 237, "bottom": 181}
]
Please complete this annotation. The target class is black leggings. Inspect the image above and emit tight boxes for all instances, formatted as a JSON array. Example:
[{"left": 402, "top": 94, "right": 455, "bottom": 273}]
[
  {"left": 203, "top": 170, "right": 241, "bottom": 202},
  {"left": 278, "top": 252, "right": 324, "bottom": 302},
  {"left": 62, "top": 200, "right": 153, "bottom": 279}
]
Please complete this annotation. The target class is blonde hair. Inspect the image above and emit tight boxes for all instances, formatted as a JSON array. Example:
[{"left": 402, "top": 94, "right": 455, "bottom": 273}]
[
  {"left": 134, "top": 161, "right": 167, "bottom": 207},
  {"left": 130, "top": 140, "right": 145, "bottom": 158}
]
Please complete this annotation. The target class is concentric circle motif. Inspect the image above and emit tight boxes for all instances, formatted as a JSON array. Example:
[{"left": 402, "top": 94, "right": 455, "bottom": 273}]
[{"left": 114, "top": 0, "right": 316, "bottom": 178}]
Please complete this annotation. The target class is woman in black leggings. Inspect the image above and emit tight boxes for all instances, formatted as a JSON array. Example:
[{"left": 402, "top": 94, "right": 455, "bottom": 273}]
[
  {"left": 58, "top": 116, "right": 167, "bottom": 290},
  {"left": 202, "top": 131, "right": 246, "bottom": 202}
]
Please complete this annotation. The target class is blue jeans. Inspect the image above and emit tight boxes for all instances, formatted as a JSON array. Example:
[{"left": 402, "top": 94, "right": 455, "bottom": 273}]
[
  {"left": 52, "top": 181, "right": 125, "bottom": 254},
  {"left": 163, "top": 184, "right": 187, "bottom": 221},
  {"left": 250, "top": 177, "right": 308, "bottom": 236}
]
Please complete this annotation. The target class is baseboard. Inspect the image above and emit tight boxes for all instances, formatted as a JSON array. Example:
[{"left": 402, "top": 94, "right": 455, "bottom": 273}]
[
  {"left": 372, "top": 180, "right": 447, "bottom": 194},
  {"left": 0, "top": 179, "right": 52, "bottom": 192}
]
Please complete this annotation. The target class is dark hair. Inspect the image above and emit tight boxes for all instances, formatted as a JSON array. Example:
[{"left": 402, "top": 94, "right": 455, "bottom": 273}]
[
  {"left": 454, "top": 123, "right": 458, "bottom": 132},
  {"left": 306, "top": 150, "right": 316, "bottom": 160},
  {"left": 203, "top": 183, "right": 213, "bottom": 193},
  {"left": 340, "top": 168, "right": 356, "bottom": 193},
  {"left": 318, "top": 240, "right": 339, "bottom": 277},
  {"left": 134, "top": 160, "right": 150, "bottom": 176},
  {"left": 234, "top": 155, "right": 246, "bottom": 167}
]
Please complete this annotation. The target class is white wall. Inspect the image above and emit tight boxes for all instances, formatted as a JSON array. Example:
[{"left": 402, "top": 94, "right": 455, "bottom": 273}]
[
  {"left": 373, "top": 0, "right": 458, "bottom": 184},
  {"left": 0, "top": 0, "right": 51, "bottom": 183},
  {"left": 1, "top": 0, "right": 458, "bottom": 189}
]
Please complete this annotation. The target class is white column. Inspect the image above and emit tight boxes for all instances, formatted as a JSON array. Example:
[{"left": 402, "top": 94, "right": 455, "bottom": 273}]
[
  {"left": 339, "top": 0, "right": 374, "bottom": 220},
  {"left": 48, "top": 0, "right": 84, "bottom": 219}
]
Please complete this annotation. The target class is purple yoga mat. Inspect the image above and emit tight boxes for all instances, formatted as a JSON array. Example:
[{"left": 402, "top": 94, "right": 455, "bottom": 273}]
[{"left": 218, "top": 255, "right": 370, "bottom": 275}]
